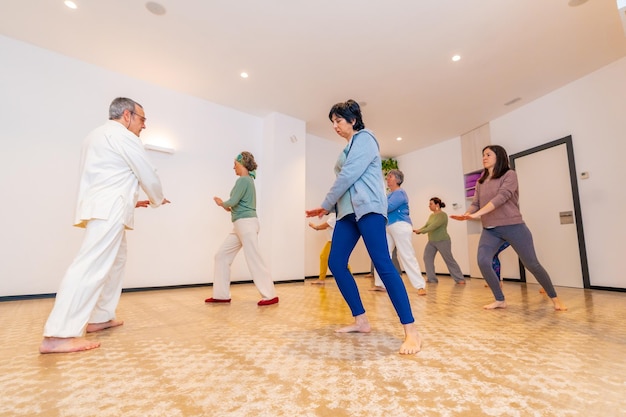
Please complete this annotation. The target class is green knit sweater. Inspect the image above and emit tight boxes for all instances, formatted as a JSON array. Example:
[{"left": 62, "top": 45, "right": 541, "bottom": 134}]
[
  {"left": 418, "top": 211, "right": 450, "bottom": 242},
  {"left": 222, "top": 176, "right": 257, "bottom": 222}
]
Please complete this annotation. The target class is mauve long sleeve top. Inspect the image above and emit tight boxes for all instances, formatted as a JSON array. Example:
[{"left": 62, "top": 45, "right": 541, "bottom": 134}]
[{"left": 469, "top": 170, "right": 524, "bottom": 228}]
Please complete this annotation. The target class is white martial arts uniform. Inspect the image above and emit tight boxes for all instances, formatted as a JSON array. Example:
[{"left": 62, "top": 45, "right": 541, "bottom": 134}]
[{"left": 43, "top": 120, "right": 165, "bottom": 338}]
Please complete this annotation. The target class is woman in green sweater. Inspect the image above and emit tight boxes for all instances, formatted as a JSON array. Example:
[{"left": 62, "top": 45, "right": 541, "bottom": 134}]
[
  {"left": 413, "top": 197, "right": 466, "bottom": 284},
  {"left": 205, "top": 151, "right": 278, "bottom": 306}
]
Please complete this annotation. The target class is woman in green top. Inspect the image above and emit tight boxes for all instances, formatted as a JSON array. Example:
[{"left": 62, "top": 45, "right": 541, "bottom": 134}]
[
  {"left": 413, "top": 197, "right": 466, "bottom": 284},
  {"left": 205, "top": 151, "right": 278, "bottom": 306}
]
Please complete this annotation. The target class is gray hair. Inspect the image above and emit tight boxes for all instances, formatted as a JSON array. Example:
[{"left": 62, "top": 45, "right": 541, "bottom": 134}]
[
  {"left": 387, "top": 169, "right": 404, "bottom": 186},
  {"left": 109, "top": 97, "right": 142, "bottom": 120}
]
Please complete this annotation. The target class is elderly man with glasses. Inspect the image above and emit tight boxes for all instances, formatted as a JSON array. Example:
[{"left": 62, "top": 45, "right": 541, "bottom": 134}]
[{"left": 40, "top": 97, "right": 170, "bottom": 354}]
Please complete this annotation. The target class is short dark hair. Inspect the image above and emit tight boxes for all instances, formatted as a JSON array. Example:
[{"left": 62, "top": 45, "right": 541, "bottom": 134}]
[
  {"left": 430, "top": 197, "right": 446, "bottom": 208},
  {"left": 478, "top": 145, "right": 511, "bottom": 184},
  {"left": 109, "top": 97, "right": 142, "bottom": 120},
  {"left": 328, "top": 99, "right": 365, "bottom": 131}
]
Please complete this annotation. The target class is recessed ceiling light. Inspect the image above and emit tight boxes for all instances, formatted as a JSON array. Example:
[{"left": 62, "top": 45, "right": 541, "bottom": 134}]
[
  {"left": 396, "top": 137, "right": 403, "bottom": 141},
  {"left": 240, "top": 72, "right": 249, "bottom": 79},
  {"left": 64, "top": 1, "right": 77, "bottom": 9},
  {"left": 145, "top": 2, "right": 166, "bottom": 16},
  {"left": 452, "top": 55, "right": 461, "bottom": 62}
]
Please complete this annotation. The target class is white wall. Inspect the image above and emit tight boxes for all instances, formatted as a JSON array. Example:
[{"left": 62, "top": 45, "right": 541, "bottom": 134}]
[
  {"left": 490, "top": 57, "right": 626, "bottom": 288},
  {"left": 397, "top": 137, "right": 470, "bottom": 275},
  {"left": 259, "top": 113, "right": 306, "bottom": 281},
  {"left": 0, "top": 35, "right": 305, "bottom": 297}
]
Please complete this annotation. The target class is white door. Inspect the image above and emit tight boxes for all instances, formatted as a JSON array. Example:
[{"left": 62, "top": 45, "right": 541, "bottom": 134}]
[{"left": 513, "top": 143, "right": 583, "bottom": 288}]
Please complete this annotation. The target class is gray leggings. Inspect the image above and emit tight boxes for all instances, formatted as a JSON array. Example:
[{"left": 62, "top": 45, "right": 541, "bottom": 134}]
[
  {"left": 423, "top": 240, "right": 465, "bottom": 283},
  {"left": 478, "top": 223, "right": 557, "bottom": 301}
]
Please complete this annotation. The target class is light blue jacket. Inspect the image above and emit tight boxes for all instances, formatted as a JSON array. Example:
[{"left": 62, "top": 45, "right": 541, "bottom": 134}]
[{"left": 321, "top": 129, "right": 387, "bottom": 221}]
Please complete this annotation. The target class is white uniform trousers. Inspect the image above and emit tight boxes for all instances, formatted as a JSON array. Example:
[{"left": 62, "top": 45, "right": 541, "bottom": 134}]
[
  {"left": 212, "top": 217, "right": 276, "bottom": 300},
  {"left": 374, "top": 221, "right": 425, "bottom": 290},
  {"left": 43, "top": 200, "right": 127, "bottom": 337}
]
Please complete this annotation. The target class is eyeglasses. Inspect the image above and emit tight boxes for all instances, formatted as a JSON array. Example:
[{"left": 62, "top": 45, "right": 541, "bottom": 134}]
[{"left": 130, "top": 111, "right": 147, "bottom": 123}]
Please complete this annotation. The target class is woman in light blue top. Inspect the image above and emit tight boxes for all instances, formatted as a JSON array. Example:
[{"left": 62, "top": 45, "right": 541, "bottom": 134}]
[{"left": 306, "top": 100, "right": 422, "bottom": 355}]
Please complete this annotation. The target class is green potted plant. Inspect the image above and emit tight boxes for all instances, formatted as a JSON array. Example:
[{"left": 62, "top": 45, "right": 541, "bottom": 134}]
[{"left": 381, "top": 158, "right": 398, "bottom": 175}]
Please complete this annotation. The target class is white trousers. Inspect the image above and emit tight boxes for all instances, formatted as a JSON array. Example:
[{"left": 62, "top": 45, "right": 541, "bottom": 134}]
[
  {"left": 43, "top": 200, "right": 127, "bottom": 337},
  {"left": 212, "top": 217, "right": 276, "bottom": 300},
  {"left": 374, "top": 221, "right": 425, "bottom": 290}
]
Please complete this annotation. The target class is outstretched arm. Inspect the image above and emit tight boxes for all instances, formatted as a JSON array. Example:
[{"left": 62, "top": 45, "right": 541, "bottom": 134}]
[
  {"left": 306, "top": 207, "right": 329, "bottom": 218},
  {"left": 309, "top": 221, "right": 331, "bottom": 231},
  {"left": 451, "top": 202, "right": 495, "bottom": 221},
  {"left": 214, "top": 196, "right": 232, "bottom": 212},
  {"left": 136, "top": 198, "right": 170, "bottom": 208}
]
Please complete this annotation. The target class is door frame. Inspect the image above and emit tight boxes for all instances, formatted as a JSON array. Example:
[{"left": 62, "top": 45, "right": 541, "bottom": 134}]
[{"left": 509, "top": 135, "right": 590, "bottom": 288}]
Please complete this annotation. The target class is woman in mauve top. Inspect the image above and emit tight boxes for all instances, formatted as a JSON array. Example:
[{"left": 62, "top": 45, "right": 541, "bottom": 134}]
[{"left": 452, "top": 145, "right": 566, "bottom": 311}]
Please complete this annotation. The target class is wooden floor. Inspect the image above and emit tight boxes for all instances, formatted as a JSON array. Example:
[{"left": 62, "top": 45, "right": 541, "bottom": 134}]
[{"left": 1, "top": 275, "right": 625, "bottom": 417}]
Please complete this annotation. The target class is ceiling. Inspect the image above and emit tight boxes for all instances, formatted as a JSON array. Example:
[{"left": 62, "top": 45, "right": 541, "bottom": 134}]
[{"left": 1, "top": 0, "right": 625, "bottom": 157}]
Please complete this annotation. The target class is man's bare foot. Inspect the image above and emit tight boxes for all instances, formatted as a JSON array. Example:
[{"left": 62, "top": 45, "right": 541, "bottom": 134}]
[
  {"left": 483, "top": 300, "right": 507, "bottom": 309},
  {"left": 399, "top": 322, "right": 422, "bottom": 355},
  {"left": 86, "top": 319, "right": 124, "bottom": 333},
  {"left": 551, "top": 297, "right": 567, "bottom": 311},
  {"left": 335, "top": 314, "right": 371, "bottom": 333},
  {"left": 368, "top": 286, "right": 386, "bottom": 292},
  {"left": 310, "top": 279, "right": 325, "bottom": 286},
  {"left": 39, "top": 337, "right": 100, "bottom": 354}
]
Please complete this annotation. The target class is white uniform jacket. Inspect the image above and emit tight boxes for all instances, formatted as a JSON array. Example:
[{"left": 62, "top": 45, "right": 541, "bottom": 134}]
[{"left": 73, "top": 120, "right": 165, "bottom": 230}]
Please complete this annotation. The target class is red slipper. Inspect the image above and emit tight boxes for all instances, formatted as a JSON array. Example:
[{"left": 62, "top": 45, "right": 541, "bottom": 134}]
[
  {"left": 205, "top": 297, "right": 231, "bottom": 303},
  {"left": 257, "top": 297, "right": 279, "bottom": 306}
]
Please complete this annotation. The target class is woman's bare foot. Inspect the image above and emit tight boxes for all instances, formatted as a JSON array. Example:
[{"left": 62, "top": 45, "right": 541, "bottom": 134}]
[
  {"left": 483, "top": 300, "right": 507, "bottom": 309},
  {"left": 86, "top": 319, "right": 124, "bottom": 333},
  {"left": 539, "top": 287, "right": 546, "bottom": 294},
  {"left": 368, "top": 286, "right": 386, "bottom": 292},
  {"left": 39, "top": 337, "right": 101, "bottom": 354},
  {"left": 310, "top": 279, "right": 325, "bottom": 286},
  {"left": 551, "top": 297, "right": 567, "bottom": 311},
  {"left": 456, "top": 280, "right": 466, "bottom": 285},
  {"left": 417, "top": 288, "right": 427, "bottom": 296},
  {"left": 336, "top": 314, "right": 371, "bottom": 333},
  {"left": 399, "top": 322, "right": 422, "bottom": 355}
]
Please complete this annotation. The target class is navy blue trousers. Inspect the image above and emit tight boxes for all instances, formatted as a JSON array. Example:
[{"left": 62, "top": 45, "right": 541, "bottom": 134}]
[{"left": 329, "top": 213, "right": 415, "bottom": 324}]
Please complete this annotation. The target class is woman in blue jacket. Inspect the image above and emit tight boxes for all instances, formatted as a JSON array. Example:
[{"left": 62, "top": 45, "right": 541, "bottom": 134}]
[{"left": 306, "top": 100, "right": 421, "bottom": 355}]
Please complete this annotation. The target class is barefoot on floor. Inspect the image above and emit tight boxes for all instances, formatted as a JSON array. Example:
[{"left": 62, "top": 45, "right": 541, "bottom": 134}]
[
  {"left": 86, "top": 319, "right": 124, "bottom": 333},
  {"left": 39, "top": 337, "right": 100, "bottom": 354}
]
